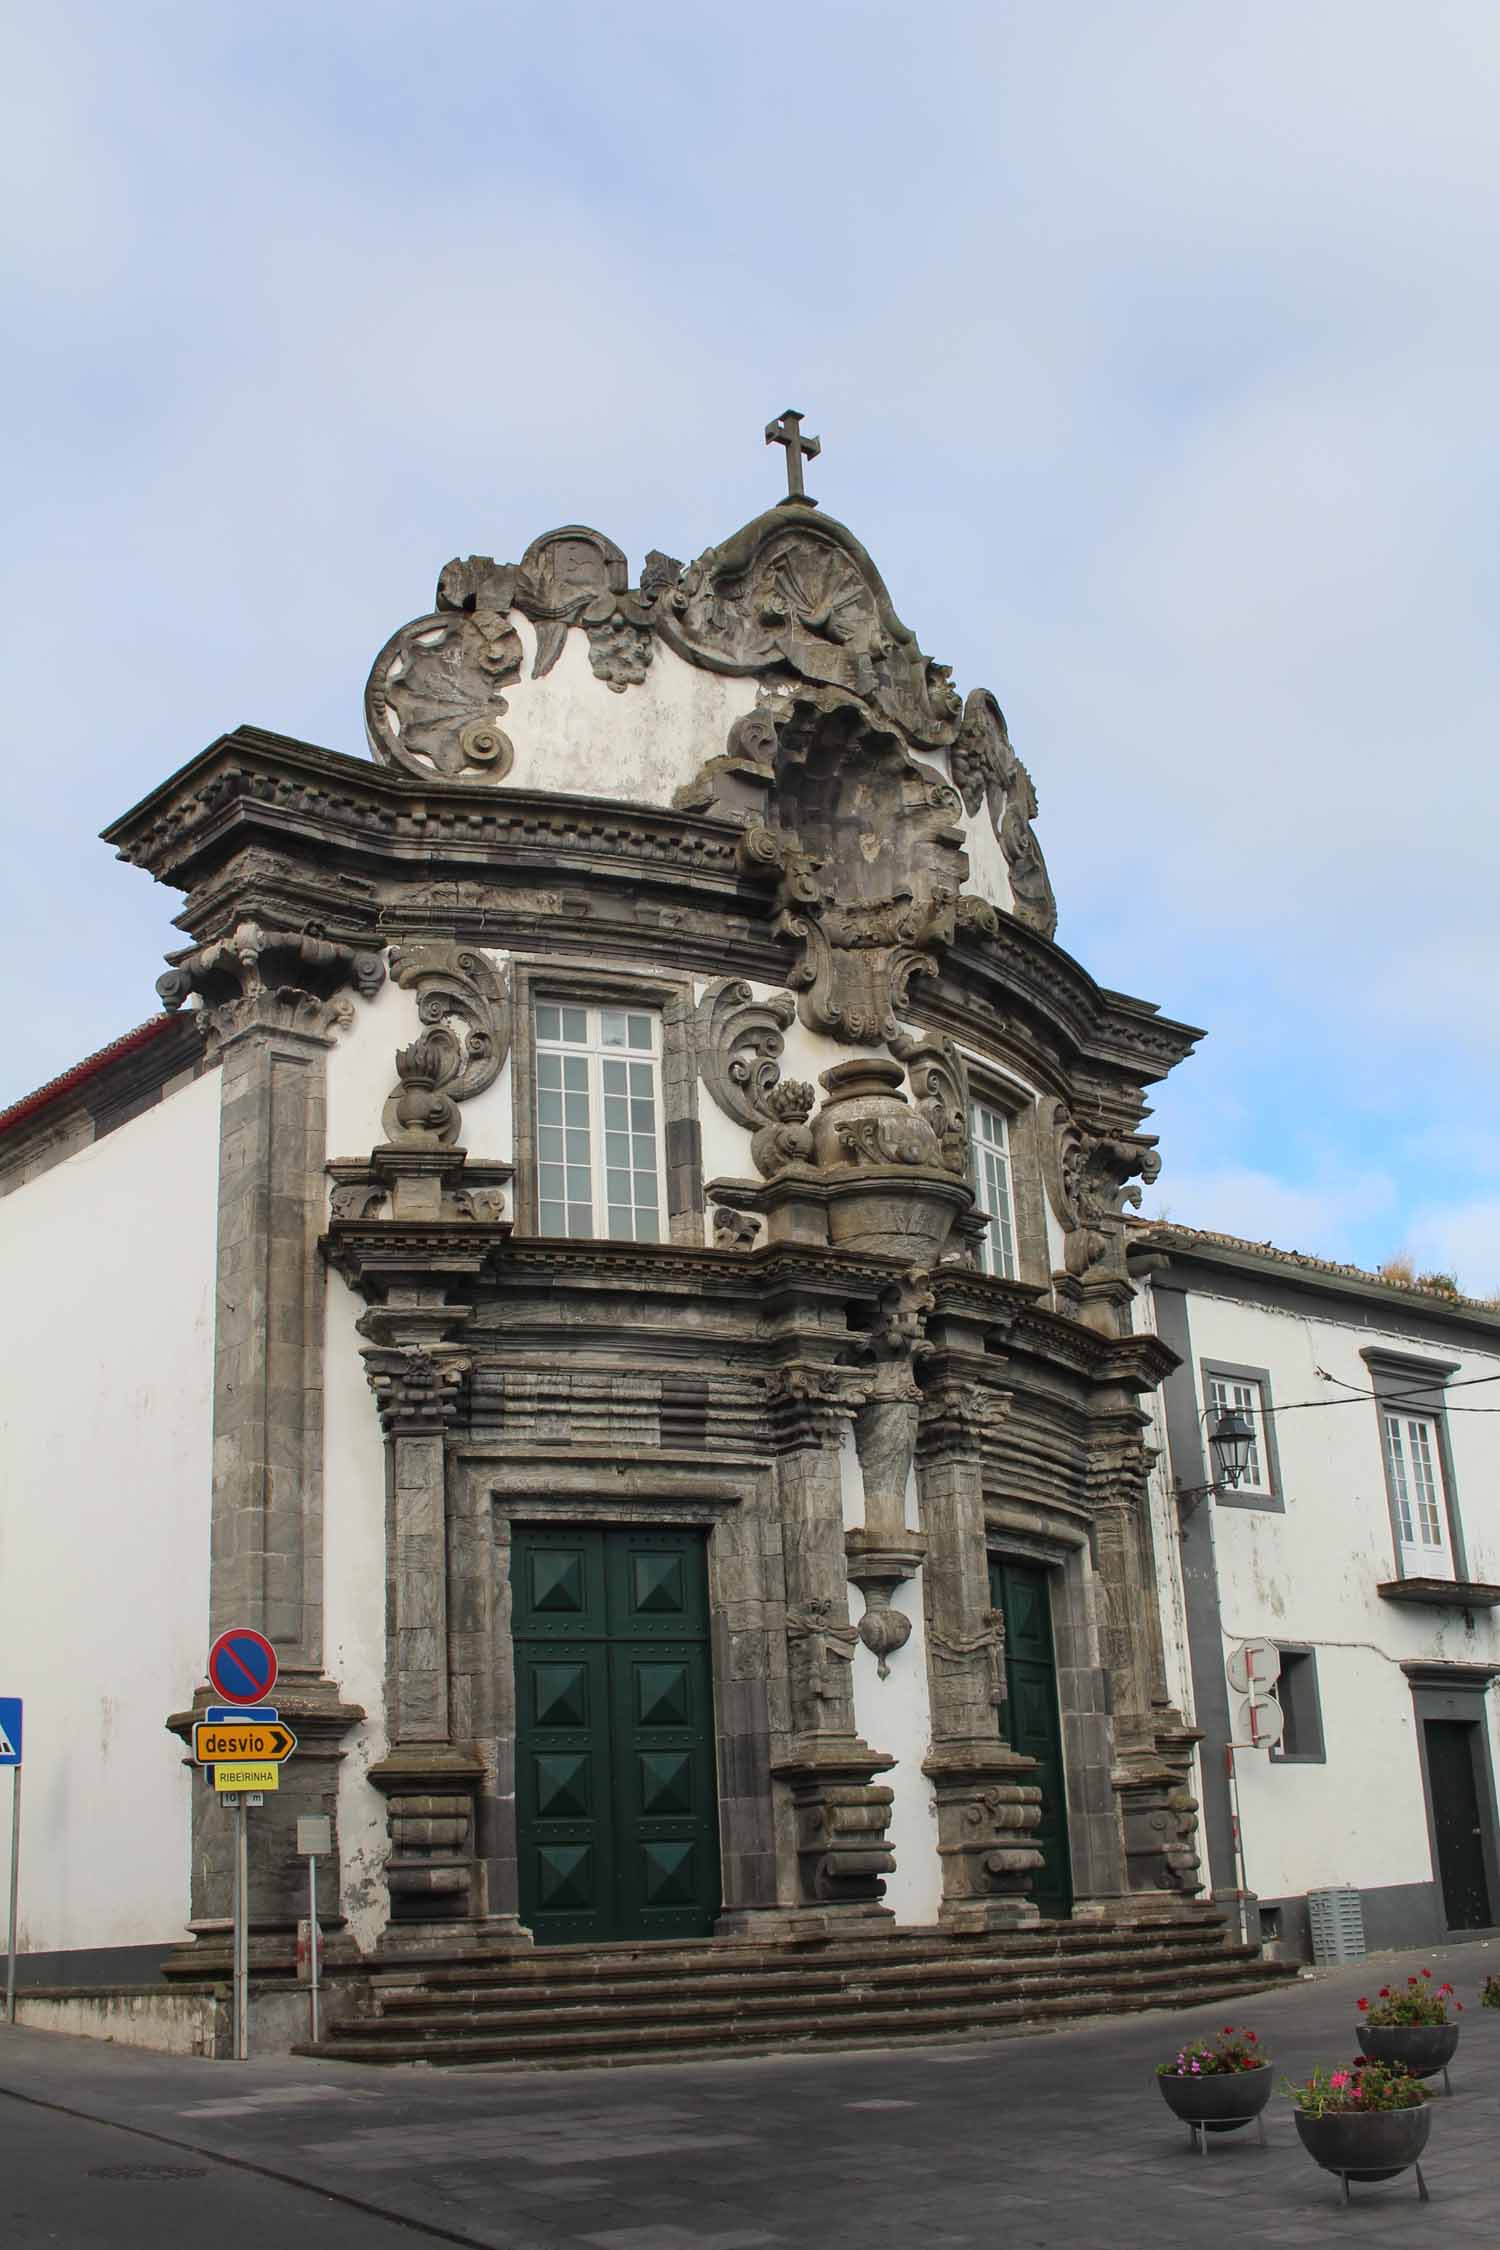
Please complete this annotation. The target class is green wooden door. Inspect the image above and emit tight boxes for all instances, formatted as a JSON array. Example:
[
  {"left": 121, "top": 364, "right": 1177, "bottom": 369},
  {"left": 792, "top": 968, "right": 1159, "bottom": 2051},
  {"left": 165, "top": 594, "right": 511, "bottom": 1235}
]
[
  {"left": 512, "top": 1526, "right": 721, "bottom": 1944},
  {"left": 989, "top": 1557, "right": 1073, "bottom": 1919}
]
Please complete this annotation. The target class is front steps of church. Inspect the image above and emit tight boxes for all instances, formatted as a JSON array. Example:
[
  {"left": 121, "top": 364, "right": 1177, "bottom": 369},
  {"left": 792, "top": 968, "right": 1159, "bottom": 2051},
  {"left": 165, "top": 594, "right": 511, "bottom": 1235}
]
[{"left": 299, "top": 1914, "right": 1297, "bottom": 2070}]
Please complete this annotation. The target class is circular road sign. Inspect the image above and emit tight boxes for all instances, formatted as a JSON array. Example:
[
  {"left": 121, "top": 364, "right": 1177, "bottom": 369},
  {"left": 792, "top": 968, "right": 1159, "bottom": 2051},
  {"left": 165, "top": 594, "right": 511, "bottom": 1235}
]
[{"left": 207, "top": 1626, "right": 279, "bottom": 1706}]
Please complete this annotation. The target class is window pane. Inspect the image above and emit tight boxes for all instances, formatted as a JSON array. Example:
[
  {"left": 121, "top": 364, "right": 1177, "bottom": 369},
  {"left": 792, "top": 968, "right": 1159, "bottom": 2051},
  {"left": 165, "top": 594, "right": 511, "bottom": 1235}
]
[
  {"left": 627, "top": 1014, "right": 653, "bottom": 1049},
  {"left": 560, "top": 1008, "right": 587, "bottom": 1042},
  {"left": 535, "top": 1005, "right": 561, "bottom": 1043},
  {"left": 600, "top": 1010, "right": 629, "bottom": 1047}
]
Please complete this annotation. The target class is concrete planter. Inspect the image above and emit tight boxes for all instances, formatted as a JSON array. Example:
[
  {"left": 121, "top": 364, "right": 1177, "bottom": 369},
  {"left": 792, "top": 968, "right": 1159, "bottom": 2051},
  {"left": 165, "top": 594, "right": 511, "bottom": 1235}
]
[
  {"left": 1294, "top": 2102, "right": 1431, "bottom": 2188},
  {"left": 1157, "top": 2062, "right": 1273, "bottom": 2135},
  {"left": 1356, "top": 2021, "right": 1460, "bottom": 2081}
]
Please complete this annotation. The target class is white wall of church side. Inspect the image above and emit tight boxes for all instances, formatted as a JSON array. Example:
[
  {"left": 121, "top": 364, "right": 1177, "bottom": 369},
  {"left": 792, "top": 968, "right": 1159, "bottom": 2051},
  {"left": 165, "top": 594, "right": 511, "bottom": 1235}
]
[
  {"left": 0, "top": 1072, "right": 220, "bottom": 1961},
  {"left": 1169, "top": 1284, "right": 1500, "bottom": 1912}
]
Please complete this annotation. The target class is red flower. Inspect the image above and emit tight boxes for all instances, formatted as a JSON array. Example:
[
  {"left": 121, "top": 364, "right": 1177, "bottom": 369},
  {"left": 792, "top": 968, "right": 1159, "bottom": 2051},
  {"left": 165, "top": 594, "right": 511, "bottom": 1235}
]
[
  {"left": 1421, "top": 1968, "right": 1432, "bottom": 1978},
  {"left": 1246, "top": 2031, "right": 1258, "bottom": 2043},
  {"left": 1378, "top": 1986, "right": 1391, "bottom": 1997},
  {"left": 1358, "top": 1998, "right": 1370, "bottom": 2011}
]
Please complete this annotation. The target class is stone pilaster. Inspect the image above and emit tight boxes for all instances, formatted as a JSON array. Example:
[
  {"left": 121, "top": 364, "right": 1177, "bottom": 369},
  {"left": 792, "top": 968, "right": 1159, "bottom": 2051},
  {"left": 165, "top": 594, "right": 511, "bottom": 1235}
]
[
  {"left": 917, "top": 1374, "right": 1043, "bottom": 1931},
  {"left": 156, "top": 929, "right": 384, "bottom": 1969},
  {"left": 764, "top": 1363, "right": 898, "bottom": 1932}
]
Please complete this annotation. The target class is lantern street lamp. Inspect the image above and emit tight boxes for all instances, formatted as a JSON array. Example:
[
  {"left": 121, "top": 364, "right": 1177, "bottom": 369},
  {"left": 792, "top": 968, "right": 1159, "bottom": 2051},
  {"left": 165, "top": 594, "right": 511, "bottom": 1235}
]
[{"left": 1173, "top": 1405, "right": 1258, "bottom": 1519}]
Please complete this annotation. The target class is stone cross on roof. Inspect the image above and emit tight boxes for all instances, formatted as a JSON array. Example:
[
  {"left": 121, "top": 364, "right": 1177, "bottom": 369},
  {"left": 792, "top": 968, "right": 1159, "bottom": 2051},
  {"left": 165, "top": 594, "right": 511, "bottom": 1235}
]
[{"left": 765, "top": 408, "right": 820, "bottom": 507}]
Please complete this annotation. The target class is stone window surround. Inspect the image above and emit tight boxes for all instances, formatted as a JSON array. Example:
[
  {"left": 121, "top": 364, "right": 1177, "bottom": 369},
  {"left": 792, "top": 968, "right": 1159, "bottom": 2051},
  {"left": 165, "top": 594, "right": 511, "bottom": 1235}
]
[
  {"left": 963, "top": 1057, "right": 1048, "bottom": 1290},
  {"left": 507, "top": 955, "right": 703, "bottom": 1247},
  {"left": 1269, "top": 1642, "right": 1326, "bottom": 1764},
  {"left": 1361, "top": 1348, "right": 1467, "bottom": 1580},
  {"left": 1198, "top": 1357, "right": 1285, "bottom": 1513}
]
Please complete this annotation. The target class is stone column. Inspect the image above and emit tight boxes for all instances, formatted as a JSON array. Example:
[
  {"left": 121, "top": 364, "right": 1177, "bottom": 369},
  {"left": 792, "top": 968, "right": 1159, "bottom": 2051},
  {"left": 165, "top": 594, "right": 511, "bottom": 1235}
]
[
  {"left": 764, "top": 1364, "right": 899, "bottom": 1934},
  {"left": 359, "top": 1326, "right": 488, "bottom": 1939},
  {"left": 1091, "top": 1430, "right": 1207, "bottom": 1912},
  {"left": 917, "top": 1375, "right": 1043, "bottom": 1931},
  {"left": 158, "top": 931, "right": 382, "bottom": 1976}
]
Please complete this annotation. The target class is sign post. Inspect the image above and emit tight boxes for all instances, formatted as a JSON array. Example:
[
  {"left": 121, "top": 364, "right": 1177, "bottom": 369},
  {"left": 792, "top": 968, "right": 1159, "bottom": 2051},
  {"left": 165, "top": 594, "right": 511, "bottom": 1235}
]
[
  {"left": 203, "top": 1630, "right": 282, "bottom": 2063},
  {"left": 0, "top": 1699, "right": 21, "bottom": 2026},
  {"left": 297, "top": 1816, "right": 332, "bottom": 2044}
]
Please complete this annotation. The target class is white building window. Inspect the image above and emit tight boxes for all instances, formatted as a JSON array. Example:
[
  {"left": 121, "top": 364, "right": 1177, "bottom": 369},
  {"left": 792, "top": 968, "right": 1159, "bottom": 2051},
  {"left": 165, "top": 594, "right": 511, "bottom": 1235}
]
[
  {"left": 534, "top": 1002, "right": 666, "bottom": 1242},
  {"left": 1383, "top": 1410, "right": 1452, "bottom": 1577},
  {"left": 971, "top": 1099, "right": 1018, "bottom": 1279},
  {"left": 1209, "top": 1373, "right": 1267, "bottom": 1493}
]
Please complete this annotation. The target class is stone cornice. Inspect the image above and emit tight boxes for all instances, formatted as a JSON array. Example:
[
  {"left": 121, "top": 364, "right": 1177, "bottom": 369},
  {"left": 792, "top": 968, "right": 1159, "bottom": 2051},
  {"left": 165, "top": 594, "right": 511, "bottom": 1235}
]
[{"left": 101, "top": 729, "right": 1200, "bottom": 1095}]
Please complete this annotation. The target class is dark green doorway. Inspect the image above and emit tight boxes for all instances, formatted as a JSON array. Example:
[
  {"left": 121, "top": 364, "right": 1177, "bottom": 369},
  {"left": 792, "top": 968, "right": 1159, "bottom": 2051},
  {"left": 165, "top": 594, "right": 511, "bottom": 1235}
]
[
  {"left": 1423, "top": 1719, "right": 1493, "bottom": 1929},
  {"left": 512, "top": 1525, "right": 722, "bottom": 1944},
  {"left": 989, "top": 1556, "right": 1073, "bottom": 1919}
]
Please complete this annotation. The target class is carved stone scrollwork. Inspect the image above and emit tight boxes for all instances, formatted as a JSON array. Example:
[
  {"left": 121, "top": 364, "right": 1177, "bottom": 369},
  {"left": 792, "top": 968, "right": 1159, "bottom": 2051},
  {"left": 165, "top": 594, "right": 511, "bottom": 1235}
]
[
  {"left": 380, "top": 942, "right": 510, "bottom": 1149},
  {"left": 890, "top": 1031, "right": 971, "bottom": 1177},
  {"left": 951, "top": 689, "right": 1058, "bottom": 940},
  {"left": 916, "top": 1377, "right": 1012, "bottom": 1464},
  {"left": 366, "top": 526, "right": 652, "bottom": 779},
  {"left": 156, "top": 920, "right": 385, "bottom": 1053},
  {"left": 694, "top": 978, "right": 814, "bottom": 1177},
  {"left": 1046, "top": 1102, "right": 1162, "bottom": 1282}
]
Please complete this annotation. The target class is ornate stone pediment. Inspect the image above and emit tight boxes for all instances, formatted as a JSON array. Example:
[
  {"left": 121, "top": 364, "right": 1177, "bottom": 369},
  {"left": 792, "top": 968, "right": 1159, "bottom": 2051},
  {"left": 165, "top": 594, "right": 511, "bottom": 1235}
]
[
  {"left": 656, "top": 508, "right": 962, "bottom": 749},
  {"left": 736, "top": 695, "right": 969, "bottom": 1046}
]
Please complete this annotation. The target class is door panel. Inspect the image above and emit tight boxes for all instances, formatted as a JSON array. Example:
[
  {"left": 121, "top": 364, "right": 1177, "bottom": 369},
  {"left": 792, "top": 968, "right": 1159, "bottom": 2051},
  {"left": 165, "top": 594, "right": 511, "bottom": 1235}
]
[
  {"left": 514, "top": 1526, "right": 721, "bottom": 1944},
  {"left": 990, "top": 1557, "right": 1073, "bottom": 1919},
  {"left": 1424, "top": 1719, "right": 1493, "bottom": 1930}
]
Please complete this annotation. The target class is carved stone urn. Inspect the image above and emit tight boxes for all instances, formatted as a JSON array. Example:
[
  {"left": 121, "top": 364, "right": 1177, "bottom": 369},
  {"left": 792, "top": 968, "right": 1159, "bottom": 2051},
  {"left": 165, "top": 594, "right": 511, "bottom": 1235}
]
[{"left": 812, "top": 1059, "right": 971, "bottom": 1260}]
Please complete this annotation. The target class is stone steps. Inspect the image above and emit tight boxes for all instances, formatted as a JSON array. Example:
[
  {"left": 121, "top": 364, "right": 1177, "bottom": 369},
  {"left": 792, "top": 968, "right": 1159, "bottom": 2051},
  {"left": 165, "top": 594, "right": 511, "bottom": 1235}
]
[
  {"left": 369, "top": 1935, "right": 1254, "bottom": 2025},
  {"left": 303, "top": 1914, "right": 1296, "bottom": 2070}
]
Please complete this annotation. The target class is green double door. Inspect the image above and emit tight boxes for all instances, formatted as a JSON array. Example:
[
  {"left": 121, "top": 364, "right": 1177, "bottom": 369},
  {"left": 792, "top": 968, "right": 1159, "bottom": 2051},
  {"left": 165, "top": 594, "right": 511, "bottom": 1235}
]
[
  {"left": 512, "top": 1526, "right": 722, "bottom": 1945},
  {"left": 989, "top": 1557, "right": 1073, "bottom": 1919}
]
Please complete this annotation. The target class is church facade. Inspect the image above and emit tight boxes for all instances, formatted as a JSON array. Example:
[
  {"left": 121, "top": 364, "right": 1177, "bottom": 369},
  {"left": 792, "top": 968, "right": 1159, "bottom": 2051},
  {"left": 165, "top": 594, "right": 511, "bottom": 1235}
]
[{"left": 2, "top": 435, "right": 1231, "bottom": 2037}]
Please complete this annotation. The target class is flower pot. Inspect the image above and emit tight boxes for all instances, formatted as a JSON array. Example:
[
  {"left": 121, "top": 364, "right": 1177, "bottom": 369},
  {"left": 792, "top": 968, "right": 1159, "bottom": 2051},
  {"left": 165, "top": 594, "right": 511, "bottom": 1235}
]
[
  {"left": 1356, "top": 2021, "right": 1460, "bottom": 2082},
  {"left": 1157, "top": 2062, "right": 1273, "bottom": 2136},
  {"left": 1294, "top": 2103, "right": 1431, "bottom": 2187}
]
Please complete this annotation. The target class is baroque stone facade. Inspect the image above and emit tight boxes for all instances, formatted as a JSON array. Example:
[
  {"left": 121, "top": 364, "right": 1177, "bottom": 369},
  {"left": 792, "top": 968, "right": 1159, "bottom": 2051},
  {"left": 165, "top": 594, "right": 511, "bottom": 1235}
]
[{"left": 98, "top": 440, "right": 1215, "bottom": 1975}]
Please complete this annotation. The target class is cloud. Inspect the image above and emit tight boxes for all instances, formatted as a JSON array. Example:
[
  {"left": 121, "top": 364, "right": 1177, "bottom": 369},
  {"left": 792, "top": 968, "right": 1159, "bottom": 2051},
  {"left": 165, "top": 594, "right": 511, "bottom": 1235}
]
[
  {"left": 1406, "top": 1200, "right": 1500, "bottom": 1300},
  {"left": 2, "top": 1, "right": 1498, "bottom": 1289}
]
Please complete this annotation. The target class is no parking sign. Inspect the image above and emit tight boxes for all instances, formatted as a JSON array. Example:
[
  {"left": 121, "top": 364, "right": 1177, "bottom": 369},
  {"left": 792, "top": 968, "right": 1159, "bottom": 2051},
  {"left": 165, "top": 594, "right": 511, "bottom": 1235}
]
[{"left": 207, "top": 1627, "right": 278, "bottom": 1706}]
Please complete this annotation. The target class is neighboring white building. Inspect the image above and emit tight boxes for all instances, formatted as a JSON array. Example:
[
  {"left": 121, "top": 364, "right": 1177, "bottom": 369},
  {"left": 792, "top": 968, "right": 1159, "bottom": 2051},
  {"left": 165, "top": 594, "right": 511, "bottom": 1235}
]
[{"left": 1136, "top": 1223, "right": 1500, "bottom": 1962}]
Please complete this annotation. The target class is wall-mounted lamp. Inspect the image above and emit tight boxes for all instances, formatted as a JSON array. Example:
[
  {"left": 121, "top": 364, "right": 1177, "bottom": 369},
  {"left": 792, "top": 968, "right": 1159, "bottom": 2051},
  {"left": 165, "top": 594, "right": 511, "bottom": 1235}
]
[{"left": 1174, "top": 1406, "right": 1257, "bottom": 1519}]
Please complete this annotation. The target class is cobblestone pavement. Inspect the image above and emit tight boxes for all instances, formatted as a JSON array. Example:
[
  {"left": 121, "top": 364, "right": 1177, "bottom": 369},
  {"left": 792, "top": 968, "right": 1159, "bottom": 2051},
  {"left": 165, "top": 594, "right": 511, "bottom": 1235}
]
[{"left": 2, "top": 1942, "right": 1496, "bottom": 2249}]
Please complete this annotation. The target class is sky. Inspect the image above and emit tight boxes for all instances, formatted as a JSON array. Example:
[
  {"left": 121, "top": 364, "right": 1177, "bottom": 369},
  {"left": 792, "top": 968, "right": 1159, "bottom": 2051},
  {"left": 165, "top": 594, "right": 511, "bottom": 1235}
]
[{"left": 4, "top": 3, "right": 1498, "bottom": 1288}]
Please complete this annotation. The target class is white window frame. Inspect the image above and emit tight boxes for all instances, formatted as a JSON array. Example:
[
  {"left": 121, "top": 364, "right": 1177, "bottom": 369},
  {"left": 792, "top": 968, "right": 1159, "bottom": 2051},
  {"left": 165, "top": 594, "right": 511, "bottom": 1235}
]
[
  {"left": 533, "top": 1000, "right": 668, "bottom": 1243},
  {"left": 971, "top": 1097, "right": 1019, "bottom": 1280},
  {"left": 1383, "top": 1408, "right": 1453, "bottom": 1580},
  {"left": 1208, "top": 1372, "right": 1269, "bottom": 1495}
]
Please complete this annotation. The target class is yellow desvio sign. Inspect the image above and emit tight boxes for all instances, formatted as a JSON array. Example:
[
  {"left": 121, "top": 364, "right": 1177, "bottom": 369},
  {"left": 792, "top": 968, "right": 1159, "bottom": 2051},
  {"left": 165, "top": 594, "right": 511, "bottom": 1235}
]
[
  {"left": 213, "top": 1762, "right": 280, "bottom": 1792},
  {"left": 193, "top": 1720, "right": 297, "bottom": 1765}
]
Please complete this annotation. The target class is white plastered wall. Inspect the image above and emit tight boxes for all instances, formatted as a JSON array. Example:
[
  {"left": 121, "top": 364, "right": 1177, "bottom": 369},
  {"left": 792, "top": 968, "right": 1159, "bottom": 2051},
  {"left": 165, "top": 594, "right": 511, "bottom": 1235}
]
[
  {"left": 1178, "top": 1286, "right": 1500, "bottom": 1905},
  {"left": 0, "top": 1073, "right": 219, "bottom": 1959}
]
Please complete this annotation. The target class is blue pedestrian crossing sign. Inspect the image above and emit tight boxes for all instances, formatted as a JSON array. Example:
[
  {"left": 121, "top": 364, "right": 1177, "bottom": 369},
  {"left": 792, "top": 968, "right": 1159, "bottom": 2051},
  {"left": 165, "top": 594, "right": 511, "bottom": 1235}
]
[{"left": 0, "top": 1699, "right": 21, "bottom": 1766}]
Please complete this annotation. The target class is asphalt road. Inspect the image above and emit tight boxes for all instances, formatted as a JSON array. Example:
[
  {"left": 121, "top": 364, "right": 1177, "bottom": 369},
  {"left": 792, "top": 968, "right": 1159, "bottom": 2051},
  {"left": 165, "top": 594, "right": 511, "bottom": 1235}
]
[{"left": 1, "top": 1940, "right": 1496, "bottom": 2249}]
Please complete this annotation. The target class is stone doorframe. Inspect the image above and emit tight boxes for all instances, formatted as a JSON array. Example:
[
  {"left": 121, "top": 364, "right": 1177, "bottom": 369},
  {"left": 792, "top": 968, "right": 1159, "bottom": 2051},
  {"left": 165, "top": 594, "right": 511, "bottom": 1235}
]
[
  {"left": 984, "top": 1513, "right": 1125, "bottom": 1909},
  {"left": 451, "top": 1453, "right": 784, "bottom": 1942}
]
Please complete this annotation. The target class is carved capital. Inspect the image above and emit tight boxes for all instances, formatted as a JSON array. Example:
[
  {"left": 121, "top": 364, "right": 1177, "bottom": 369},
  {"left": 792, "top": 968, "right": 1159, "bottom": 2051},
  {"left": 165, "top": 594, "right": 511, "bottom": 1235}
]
[
  {"left": 361, "top": 1345, "right": 469, "bottom": 1437},
  {"left": 917, "top": 1377, "right": 1012, "bottom": 1461},
  {"left": 157, "top": 921, "right": 385, "bottom": 1054},
  {"left": 380, "top": 943, "right": 510, "bottom": 1150},
  {"left": 694, "top": 978, "right": 814, "bottom": 1177},
  {"left": 765, "top": 1361, "right": 869, "bottom": 1451}
]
